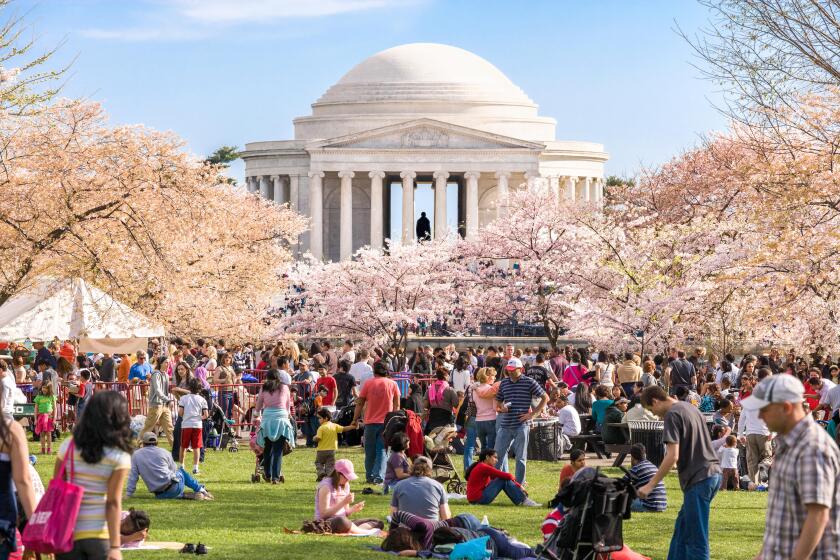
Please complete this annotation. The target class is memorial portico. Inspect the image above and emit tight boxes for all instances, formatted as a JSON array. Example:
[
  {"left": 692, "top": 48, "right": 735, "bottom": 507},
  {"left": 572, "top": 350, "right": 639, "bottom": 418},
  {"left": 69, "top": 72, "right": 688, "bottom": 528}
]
[{"left": 242, "top": 43, "right": 609, "bottom": 261}]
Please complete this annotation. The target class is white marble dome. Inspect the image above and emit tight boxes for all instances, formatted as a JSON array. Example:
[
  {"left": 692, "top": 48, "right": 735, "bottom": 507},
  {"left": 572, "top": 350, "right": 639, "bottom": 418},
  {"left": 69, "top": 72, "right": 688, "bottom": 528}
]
[{"left": 294, "top": 43, "right": 557, "bottom": 142}]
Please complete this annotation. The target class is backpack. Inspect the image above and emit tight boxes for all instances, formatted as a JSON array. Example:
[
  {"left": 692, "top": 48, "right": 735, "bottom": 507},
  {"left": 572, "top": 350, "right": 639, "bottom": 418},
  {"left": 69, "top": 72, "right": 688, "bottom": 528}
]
[
  {"left": 298, "top": 395, "right": 317, "bottom": 418},
  {"left": 431, "top": 526, "right": 497, "bottom": 558},
  {"left": 455, "top": 384, "right": 476, "bottom": 426}
]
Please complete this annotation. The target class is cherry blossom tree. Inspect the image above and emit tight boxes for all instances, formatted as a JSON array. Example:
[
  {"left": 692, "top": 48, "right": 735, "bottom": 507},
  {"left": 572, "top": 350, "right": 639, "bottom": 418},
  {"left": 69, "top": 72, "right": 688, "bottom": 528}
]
[
  {"left": 0, "top": 100, "right": 307, "bottom": 339},
  {"left": 278, "top": 238, "right": 463, "bottom": 352},
  {"left": 458, "top": 183, "right": 602, "bottom": 348}
]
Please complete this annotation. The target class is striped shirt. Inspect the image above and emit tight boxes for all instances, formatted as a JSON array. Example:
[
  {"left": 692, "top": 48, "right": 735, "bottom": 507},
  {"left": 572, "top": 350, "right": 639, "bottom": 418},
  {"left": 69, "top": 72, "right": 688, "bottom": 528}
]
[
  {"left": 764, "top": 416, "right": 840, "bottom": 560},
  {"left": 495, "top": 375, "right": 545, "bottom": 429},
  {"left": 58, "top": 438, "right": 131, "bottom": 541},
  {"left": 623, "top": 460, "right": 667, "bottom": 511}
]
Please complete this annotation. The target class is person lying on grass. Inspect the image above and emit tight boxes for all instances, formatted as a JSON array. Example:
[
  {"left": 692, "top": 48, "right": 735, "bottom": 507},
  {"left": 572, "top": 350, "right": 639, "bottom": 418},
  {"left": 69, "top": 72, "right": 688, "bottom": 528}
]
[{"left": 382, "top": 510, "right": 534, "bottom": 559}]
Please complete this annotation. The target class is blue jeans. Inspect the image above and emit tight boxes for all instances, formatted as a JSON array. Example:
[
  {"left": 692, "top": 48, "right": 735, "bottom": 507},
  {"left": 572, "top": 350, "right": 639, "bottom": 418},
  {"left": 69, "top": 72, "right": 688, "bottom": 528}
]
[
  {"left": 475, "top": 419, "right": 497, "bottom": 453},
  {"left": 668, "top": 474, "right": 721, "bottom": 560},
  {"left": 220, "top": 392, "right": 234, "bottom": 418},
  {"left": 463, "top": 420, "right": 477, "bottom": 472},
  {"left": 156, "top": 467, "right": 204, "bottom": 499},
  {"left": 494, "top": 423, "right": 529, "bottom": 483},
  {"left": 481, "top": 526, "right": 533, "bottom": 559},
  {"left": 475, "top": 477, "right": 526, "bottom": 505},
  {"left": 267, "top": 437, "right": 286, "bottom": 480},
  {"left": 303, "top": 416, "right": 319, "bottom": 447},
  {"left": 364, "top": 423, "right": 386, "bottom": 482}
]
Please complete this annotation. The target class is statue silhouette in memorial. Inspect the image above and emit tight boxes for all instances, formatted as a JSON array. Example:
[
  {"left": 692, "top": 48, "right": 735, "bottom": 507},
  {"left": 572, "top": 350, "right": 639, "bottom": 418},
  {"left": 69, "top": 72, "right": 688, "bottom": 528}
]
[{"left": 416, "top": 212, "right": 431, "bottom": 241}]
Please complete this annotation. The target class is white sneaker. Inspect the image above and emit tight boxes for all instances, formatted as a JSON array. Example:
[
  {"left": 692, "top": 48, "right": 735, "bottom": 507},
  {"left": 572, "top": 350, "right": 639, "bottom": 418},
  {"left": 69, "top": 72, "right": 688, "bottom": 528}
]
[
  {"left": 192, "top": 467, "right": 200, "bottom": 475},
  {"left": 521, "top": 498, "right": 541, "bottom": 507}
]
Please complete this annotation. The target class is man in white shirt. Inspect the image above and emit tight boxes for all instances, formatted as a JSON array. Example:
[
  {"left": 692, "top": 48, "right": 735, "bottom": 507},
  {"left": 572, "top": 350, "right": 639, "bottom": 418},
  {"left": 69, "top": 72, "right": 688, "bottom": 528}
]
[
  {"left": 556, "top": 394, "right": 581, "bottom": 437},
  {"left": 817, "top": 379, "right": 840, "bottom": 417},
  {"left": 348, "top": 349, "right": 373, "bottom": 389},
  {"left": 737, "top": 402, "right": 772, "bottom": 483}
]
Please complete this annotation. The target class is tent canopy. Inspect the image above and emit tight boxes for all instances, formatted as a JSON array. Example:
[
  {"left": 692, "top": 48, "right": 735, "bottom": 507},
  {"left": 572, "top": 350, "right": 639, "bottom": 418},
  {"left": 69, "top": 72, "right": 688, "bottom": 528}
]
[{"left": 0, "top": 277, "right": 164, "bottom": 353}]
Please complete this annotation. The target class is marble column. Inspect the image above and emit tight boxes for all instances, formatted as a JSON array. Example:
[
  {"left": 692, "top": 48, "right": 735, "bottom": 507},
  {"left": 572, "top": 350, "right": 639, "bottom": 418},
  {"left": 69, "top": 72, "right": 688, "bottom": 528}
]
[
  {"left": 584, "top": 177, "right": 592, "bottom": 203},
  {"left": 566, "top": 176, "right": 577, "bottom": 201},
  {"left": 525, "top": 172, "right": 537, "bottom": 190},
  {"left": 464, "top": 171, "right": 480, "bottom": 240},
  {"left": 598, "top": 179, "right": 605, "bottom": 205},
  {"left": 271, "top": 175, "right": 284, "bottom": 204},
  {"left": 369, "top": 171, "right": 385, "bottom": 249},
  {"left": 338, "top": 171, "right": 354, "bottom": 260},
  {"left": 433, "top": 171, "right": 449, "bottom": 239},
  {"left": 289, "top": 175, "right": 300, "bottom": 211},
  {"left": 400, "top": 171, "right": 416, "bottom": 244},
  {"left": 495, "top": 171, "right": 510, "bottom": 219},
  {"left": 259, "top": 175, "right": 269, "bottom": 199},
  {"left": 308, "top": 171, "right": 325, "bottom": 260},
  {"left": 549, "top": 175, "right": 560, "bottom": 199}
]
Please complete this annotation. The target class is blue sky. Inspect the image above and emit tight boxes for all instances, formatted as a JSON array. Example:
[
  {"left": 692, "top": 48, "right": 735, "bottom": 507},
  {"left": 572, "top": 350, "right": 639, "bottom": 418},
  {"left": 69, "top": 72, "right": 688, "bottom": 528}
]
[{"left": 15, "top": 0, "right": 726, "bottom": 183}]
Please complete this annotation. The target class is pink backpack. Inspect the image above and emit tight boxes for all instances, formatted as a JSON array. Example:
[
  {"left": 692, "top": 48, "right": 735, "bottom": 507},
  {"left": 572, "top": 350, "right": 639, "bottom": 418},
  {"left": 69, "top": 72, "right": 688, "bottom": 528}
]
[
  {"left": 428, "top": 380, "right": 450, "bottom": 406},
  {"left": 22, "top": 440, "right": 85, "bottom": 554}
]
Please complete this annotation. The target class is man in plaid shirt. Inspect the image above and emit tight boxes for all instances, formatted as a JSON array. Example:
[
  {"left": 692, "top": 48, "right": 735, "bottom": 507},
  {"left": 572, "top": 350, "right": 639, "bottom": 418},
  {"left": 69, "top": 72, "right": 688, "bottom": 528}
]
[{"left": 741, "top": 375, "right": 840, "bottom": 560}]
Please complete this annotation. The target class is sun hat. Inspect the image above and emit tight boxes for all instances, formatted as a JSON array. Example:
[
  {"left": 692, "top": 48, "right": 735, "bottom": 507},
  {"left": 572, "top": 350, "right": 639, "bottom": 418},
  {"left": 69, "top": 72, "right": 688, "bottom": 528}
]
[
  {"left": 740, "top": 374, "right": 804, "bottom": 410},
  {"left": 506, "top": 357, "right": 524, "bottom": 371},
  {"left": 333, "top": 459, "right": 358, "bottom": 481},
  {"left": 141, "top": 432, "right": 158, "bottom": 445}
]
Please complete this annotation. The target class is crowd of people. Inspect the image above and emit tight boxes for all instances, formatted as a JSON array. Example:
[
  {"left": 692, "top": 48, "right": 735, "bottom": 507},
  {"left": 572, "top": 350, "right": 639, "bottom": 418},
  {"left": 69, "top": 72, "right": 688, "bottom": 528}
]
[{"left": 0, "top": 337, "right": 839, "bottom": 559}]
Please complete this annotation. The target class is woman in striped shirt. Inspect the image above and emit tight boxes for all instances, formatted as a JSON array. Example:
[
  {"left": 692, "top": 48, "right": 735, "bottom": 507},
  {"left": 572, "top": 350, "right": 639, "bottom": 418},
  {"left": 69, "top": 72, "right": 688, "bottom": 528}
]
[{"left": 55, "top": 391, "right": 133, "bottom": 560}]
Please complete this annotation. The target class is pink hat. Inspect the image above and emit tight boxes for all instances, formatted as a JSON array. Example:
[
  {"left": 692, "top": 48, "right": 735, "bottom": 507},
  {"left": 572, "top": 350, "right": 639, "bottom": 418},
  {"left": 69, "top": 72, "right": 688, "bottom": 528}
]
[{"left": 333, "top": 459, "right": 358, "bottom": 481}]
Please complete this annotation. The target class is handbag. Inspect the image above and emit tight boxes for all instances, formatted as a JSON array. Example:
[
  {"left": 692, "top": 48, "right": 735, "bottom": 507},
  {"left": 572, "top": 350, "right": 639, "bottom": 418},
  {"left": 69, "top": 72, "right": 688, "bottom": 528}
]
[{"left": 22, "top": 440, "right": 85, "bottom": 554}]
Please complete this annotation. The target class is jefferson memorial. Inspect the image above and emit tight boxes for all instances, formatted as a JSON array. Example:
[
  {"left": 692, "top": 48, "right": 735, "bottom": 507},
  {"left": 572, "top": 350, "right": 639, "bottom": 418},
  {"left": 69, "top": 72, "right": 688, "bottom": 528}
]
[{"left": 241, "top": 43, "right": 608, "bottom": 261}]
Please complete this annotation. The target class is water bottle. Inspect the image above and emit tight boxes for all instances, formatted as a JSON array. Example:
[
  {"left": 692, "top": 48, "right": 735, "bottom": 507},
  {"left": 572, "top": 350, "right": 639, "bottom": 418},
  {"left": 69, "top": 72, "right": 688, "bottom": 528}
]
[{"left": 480, "top": 515, "right": 489, "bottom": 527}]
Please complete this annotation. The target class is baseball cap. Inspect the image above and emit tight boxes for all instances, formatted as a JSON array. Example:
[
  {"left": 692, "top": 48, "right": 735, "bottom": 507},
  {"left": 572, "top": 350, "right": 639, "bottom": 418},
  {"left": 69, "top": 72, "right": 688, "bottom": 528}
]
[
  {"left": 333, "top": 458, "right": 358, "bottom": 481},
  {"left": 740, "top": 374, "right": 804, "bottom": 411},
  {"left": 506, "top": 357, "right": 524, "bottom": 371},
  {"left": 141, "top": 432, "right": 158, "bottom": 445},
  {"left": 615, "top": 397, "right": 630, "bottom": 405}
]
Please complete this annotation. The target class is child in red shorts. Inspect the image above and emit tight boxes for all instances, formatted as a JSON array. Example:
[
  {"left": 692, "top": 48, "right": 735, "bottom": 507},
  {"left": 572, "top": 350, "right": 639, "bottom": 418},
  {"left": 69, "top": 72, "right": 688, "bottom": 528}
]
[{"left": 178, "top": 378, "right": 208, "bottom": 474}]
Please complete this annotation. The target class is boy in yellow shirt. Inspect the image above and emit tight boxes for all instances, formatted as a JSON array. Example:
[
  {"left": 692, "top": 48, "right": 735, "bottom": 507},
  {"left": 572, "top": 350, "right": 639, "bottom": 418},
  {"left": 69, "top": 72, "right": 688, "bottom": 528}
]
[{"left": 314, "top": 408, "right": 356, "bottom": 480}]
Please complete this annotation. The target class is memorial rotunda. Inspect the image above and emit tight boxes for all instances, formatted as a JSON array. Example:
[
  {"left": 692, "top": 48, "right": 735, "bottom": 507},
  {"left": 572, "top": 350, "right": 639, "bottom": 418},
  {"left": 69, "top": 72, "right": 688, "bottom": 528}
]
[{"left": 241, "top": 43, "right": 608, "bottom": 261}]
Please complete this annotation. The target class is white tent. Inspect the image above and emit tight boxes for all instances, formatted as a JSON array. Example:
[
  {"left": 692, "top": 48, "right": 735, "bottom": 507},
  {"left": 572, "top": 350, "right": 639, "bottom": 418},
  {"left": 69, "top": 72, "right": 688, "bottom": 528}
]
[{"left": 0, "top": 277, "right": 165, "bottom": 354}]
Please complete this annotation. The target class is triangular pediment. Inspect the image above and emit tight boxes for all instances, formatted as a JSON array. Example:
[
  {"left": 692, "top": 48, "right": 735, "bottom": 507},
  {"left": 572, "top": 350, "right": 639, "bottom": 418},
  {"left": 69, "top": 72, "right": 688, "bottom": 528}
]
[{"left": 308, "top": 119, "right": 545, "bottom": 151}]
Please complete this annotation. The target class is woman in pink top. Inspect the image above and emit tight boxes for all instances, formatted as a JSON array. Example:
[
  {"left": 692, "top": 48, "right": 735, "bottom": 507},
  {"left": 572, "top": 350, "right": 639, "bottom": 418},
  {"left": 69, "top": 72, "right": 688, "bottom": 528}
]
[
  {"left": 472, "top": 367, "right": 500, "bottom": 452},
  {"left": 255, "top": 370, "right": 295, "bottom": 483},
  {"left": 313, "top": 459, "right": 384, "bottom": 534}
]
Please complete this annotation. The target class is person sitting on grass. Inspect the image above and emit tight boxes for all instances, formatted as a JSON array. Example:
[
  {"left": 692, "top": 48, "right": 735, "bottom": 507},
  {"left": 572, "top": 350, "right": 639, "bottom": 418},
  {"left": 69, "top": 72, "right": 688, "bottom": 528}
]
[
  {"left": 313, "top": 459, "right": 384, "bottom": 534},
  {"left": 390, "top": 456, "right": 450, "bottom": 521},
  {"left": 383, "top": 433, "right": 411, "bottom": 494},
  {"left": 127, "top": 432, "right": 213, "bottom": 500},
  {"left": 558, "top": 449, "right": 586, "bottom": 490},
  {"left": 465, "top": 449, "right": 540, "bottom": 507},
  {"left": 621, "top": 444, "right": 666, "bottom": 512}
]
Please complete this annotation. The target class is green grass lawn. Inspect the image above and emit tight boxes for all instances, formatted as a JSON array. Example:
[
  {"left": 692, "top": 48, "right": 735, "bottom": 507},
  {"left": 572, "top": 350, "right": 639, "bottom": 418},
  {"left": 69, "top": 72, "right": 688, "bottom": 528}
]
[{"left": 30, "top": 440, "right": 765, "bottom": 560}]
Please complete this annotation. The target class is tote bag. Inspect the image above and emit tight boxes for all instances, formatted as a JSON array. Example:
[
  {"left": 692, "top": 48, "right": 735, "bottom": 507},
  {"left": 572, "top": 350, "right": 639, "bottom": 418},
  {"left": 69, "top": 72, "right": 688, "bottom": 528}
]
[{"left": 22, "top": 440, "right": 85, "bottom": 553}]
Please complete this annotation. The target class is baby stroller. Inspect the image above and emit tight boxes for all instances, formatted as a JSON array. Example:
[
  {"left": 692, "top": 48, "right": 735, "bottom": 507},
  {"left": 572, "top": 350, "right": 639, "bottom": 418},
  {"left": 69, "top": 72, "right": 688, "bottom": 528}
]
[
  {"left": 206, "top": 399, "right": 239, "bottom": 453},
  {"left": 424, "top": 425, "right": 465, "bottom": 494},
  {"left": 249, "top": 419, "right": 265, "bottom": 483},
  {"left": 536, "top": 468, "right": 634, "bottom": 560}
]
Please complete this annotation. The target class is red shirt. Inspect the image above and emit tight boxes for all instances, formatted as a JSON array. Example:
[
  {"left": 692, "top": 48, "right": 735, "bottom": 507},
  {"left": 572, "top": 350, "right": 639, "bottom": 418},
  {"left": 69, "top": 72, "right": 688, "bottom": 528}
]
[
  {"left": 466, "top": 461, "right": 515, "bottom": 503},
  {"left": 315, "top": 376, "right": 337, "bottom": 406},
  {"left": 358, "top": 376, "right": 400, "bottom": 424}
]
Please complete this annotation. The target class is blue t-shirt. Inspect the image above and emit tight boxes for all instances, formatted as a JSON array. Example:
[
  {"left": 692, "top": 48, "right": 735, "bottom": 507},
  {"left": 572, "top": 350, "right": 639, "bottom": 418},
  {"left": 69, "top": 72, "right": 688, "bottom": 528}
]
[
  {"left": 591, "top": 399, "right": 614, "bottom": 427},
  {"left": 129, "top": 362, "right": 152, "bottom": 382},
  {"left": 495, "top": 375, "right": 545, "bottom": 429}
]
